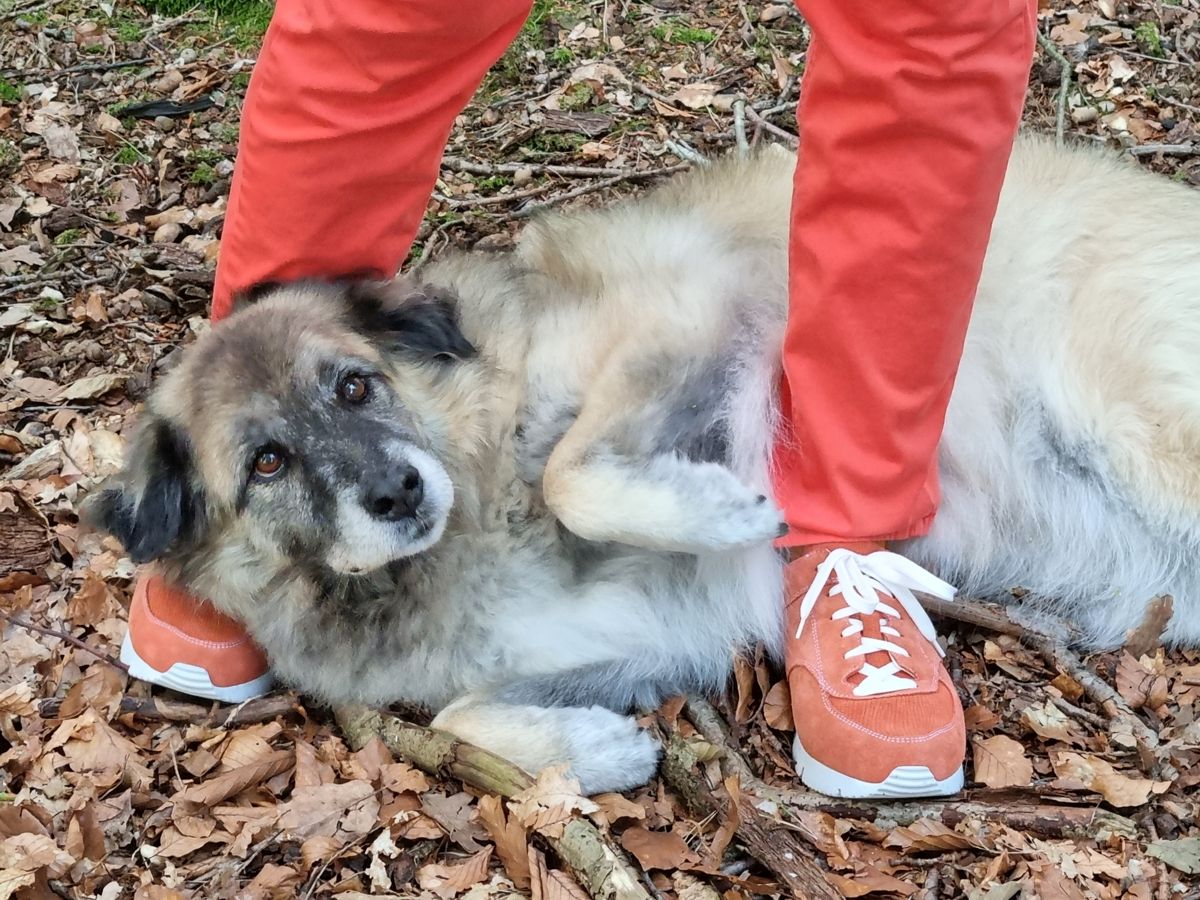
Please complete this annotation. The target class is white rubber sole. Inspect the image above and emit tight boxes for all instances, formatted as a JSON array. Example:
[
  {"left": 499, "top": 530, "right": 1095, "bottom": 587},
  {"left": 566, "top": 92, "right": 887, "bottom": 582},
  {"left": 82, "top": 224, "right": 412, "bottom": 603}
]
[
  {"left": 121, "top": 634, "right": 275, "bottom": 704},
  {"left": 793, "top": 735, "right": 964, "bottom": 799}
]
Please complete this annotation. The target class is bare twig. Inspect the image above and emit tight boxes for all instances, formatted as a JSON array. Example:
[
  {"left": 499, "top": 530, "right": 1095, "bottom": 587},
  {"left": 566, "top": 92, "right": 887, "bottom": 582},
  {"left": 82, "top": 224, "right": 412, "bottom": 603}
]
[
  {"left": 1112, "top": 47, "right": 1190, "bottom": 67},
  {"left": 509, "top": 165, "right": 690, "bottom": 219},
  {"left": 336, "top": 705, "right": 651, "bottom": 900},
  {"left": 0, "top": 607, "right": 128, "bottom": 672},
  {"left": 664, "top": 140, "right": 709, "bottom": 166},
  {"left": 1156, "top": 93, "right": 1200, "bottom": 116},
  {"left": 1036, "top": 31, "right": 1072, "bottom": 145},
  {"left": 744, "top": 105, "right": 798, "bottom": 147},
  {"left": 1128, "top": 143, "right": 1198, "bottom": 158},
  {"left": 442, "top": 157, "right": 661, "bottom": 180},
  {"left": 1, "top": 0, "right": 48, "bottom": 22},
  {"left": 39, "top": 692, "right": 299, "bottom": 725},
  {"left": 3, "top": 57, "right": 152, "bottom": 81},
  {"left": 732, "top": 98, "right": 749, "bottom": 154},
  {"left": 434, "top": 181, "right": 558, "bottom": 210}
]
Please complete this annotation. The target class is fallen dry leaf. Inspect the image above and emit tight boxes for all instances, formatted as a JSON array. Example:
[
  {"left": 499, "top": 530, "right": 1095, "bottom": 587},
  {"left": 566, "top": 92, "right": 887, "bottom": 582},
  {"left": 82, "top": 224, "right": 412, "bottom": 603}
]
[
  {"left": 508, "top": 765, "right": 599, "bottom": 839},
  {"left": 416, "top": 847, "right": 493, "bottom": 899},
  {"left": 618, "top": 826, "right": 700, "bottom": 871},
  {"left": 972, "top": 735, "right": 1032, "bottom": 788}
]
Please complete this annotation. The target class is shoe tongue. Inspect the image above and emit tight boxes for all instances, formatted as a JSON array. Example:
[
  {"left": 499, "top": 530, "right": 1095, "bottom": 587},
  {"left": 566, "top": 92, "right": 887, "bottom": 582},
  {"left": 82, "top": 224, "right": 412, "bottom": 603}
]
[{"left": 847, "top": 585, "right": 906, "bottom": 678}]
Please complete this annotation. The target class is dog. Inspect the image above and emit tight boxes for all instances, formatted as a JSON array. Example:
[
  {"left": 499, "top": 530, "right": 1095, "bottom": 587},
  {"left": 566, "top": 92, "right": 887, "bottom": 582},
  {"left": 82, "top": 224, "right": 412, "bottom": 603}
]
[{"left": 86, "top": 135, "right": 1200, "bottom": 793}]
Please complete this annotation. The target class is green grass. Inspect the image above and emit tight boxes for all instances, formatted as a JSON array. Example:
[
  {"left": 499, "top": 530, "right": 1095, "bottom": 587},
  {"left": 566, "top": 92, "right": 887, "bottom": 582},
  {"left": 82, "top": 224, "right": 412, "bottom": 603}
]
[
  {"left": 215, "top": 122, "right": 240, "bottom": 143},
  {"left": 142, "top": 0, "right": 274, "bottom": 48},
  {"left": 111, "top": 16, "right": 145, "bottom": 41},
  {"left": 526, "top": 132, "right": 585, "bottom": 153},
  {"left": 191, "top": 148, "right": 224, "bottom": 164},
  {"left": 1134, "top": 21, "right": 1165, "bottom": 57},
  {"left": 0, "top": 79, "right": 22, "bottom": 104},
  {"left": 651, "top": 22, "right": 716, "bottom": 45},
  {"left": 487, "top": 0, "right": 574, "bottom": 91}
]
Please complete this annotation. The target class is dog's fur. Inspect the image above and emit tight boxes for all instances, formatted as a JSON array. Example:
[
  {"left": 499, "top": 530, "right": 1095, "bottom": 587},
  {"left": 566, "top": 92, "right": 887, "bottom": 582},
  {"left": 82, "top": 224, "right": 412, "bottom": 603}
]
[{"left": 87, "top": 136, "right": 1200, "bottom": 793}]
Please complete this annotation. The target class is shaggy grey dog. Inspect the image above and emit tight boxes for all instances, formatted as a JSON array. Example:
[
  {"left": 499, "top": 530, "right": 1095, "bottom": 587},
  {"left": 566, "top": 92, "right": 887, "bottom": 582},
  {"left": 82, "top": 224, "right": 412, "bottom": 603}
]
[{"left": 88, "top": 136, "right": 1200, "bottom": 793}]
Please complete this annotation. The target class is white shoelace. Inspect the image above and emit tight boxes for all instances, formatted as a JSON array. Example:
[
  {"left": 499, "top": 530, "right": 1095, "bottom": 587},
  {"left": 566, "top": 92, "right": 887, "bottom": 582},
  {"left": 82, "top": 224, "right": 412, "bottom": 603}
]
[{"left": 797, "top": 549, "right": 956, "bottom": 698}]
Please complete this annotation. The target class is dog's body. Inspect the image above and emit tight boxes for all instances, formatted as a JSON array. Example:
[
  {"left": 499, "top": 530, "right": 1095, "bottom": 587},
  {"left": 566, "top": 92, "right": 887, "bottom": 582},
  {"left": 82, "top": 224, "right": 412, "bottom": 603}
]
[{"left": 89, "top": 136, "right": 1200, "bottom": 792}]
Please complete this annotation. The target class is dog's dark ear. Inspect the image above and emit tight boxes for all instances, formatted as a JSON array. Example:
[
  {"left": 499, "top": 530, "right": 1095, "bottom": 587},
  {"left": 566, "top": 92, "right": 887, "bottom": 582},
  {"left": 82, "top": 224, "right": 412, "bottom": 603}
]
[
  {"left": 230, "top": 281, "right": 285, "bottom": 314},
  {"left": 82, "top": 418, "right": 206, "bottom": 563},
  {"left": 345, "top": 281, "right": 476, "bottom": 361}
]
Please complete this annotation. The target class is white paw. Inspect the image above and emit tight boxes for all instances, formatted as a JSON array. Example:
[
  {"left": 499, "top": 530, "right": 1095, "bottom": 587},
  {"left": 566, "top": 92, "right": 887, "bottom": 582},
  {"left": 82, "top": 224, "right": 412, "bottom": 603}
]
[
  {"left": 562, "top": 708, "right": 662, "bottom": 794},
  {"left": 683, "top": 467, "right": 786, "bottom": 551}
]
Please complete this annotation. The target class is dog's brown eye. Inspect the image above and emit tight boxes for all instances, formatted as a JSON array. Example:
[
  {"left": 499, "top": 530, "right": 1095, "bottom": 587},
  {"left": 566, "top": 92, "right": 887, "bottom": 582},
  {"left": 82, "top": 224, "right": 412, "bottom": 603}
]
[
  {"left": 254, "top": 448, "right": 285, "bottom": 478},
  {"left": 338, "top": 374, "right": 369, "bottom": 404}
]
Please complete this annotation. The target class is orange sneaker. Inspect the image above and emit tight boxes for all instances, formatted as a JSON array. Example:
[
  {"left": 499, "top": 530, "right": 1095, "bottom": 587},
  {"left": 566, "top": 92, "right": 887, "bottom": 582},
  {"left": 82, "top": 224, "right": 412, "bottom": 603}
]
[
  {"left": 121, "top": 574, "right": 273, "bottom": 703},
  {"left": 785, "top": 543, "right": 965, "bottom": 798}
]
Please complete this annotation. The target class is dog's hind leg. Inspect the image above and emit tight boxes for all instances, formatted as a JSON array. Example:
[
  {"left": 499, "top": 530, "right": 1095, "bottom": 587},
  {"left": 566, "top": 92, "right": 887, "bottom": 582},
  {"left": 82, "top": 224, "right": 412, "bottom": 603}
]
[
  {"left": 540, "top": 356, "right": 784, "bottom": 553},
  {"left": 431, "top": 694, "right": 661, "bottom": 794}
]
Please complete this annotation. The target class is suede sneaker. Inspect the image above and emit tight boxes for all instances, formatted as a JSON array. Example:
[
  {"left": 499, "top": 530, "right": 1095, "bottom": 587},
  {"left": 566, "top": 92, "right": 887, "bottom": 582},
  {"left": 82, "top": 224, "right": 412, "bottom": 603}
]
[
  {"left": 786, "top": 543, "right": 965, "bottom": 798},
  {"left": 121, "top": 574, "right": 273, "bottom": 703}
]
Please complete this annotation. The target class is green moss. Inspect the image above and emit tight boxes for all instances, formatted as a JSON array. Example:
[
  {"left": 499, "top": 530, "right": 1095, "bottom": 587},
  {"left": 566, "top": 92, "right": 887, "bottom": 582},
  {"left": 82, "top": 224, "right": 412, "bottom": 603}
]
[
  {"left": 114, "top": 145, "right": 144, "bottom": 165},
  {"left": 190, "top": 147, "right": 224, "bottom": 164},
  {"left": 190, "top": 162, "right": 218, "bottom": 184},
  {"left": 651, "top": 22, "right": 716, "bottom": 45},
  {"left": 527, "top": 132, "right": 585, "bottom": 153},
  {"left": 475, "top": 175, "right": 511, "bottom": 191},
  {"left": 54, "top": 228, "right": 85, "bottom": 246},
  {"left": 0, "top": 79, "right": 20, "bottom": 104},
  {"left": 215, "top": 122, "right": 240, "bottom": 143},
  {"left": 1135, "top": 21, "right": 1165, "bottom": 57},
  {"left": 0, "top": 139, "right": 20, "bottom": 175},
  {"left": 549, "top": 47, "right": 575, "bottom": 66},
  {"left": 559, "top": 82, "right": 594, "bottom": 110}
]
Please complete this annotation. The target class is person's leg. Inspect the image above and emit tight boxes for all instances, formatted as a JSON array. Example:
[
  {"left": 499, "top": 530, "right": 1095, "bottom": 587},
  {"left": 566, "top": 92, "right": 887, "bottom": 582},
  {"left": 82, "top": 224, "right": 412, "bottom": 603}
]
[
  {"left": 778, "top": 0, "right": 1036, "bottom": 797},
  {"left": 124, "top": 0, "right": 532, "bottom": 702}
]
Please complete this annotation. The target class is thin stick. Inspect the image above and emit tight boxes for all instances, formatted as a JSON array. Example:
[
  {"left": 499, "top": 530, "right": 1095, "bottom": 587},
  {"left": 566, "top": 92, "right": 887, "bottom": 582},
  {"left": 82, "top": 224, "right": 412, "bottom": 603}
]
[
  {"left": 1128, "top": 143, "right": 1197, "bottom": 157},
  {"left": 743, "top": 105, "right": 798, "bottom": 147},
  {"left": 1036, "top": 31, "right": 1072, "bottom": 145},
  {"left": 664, "top": 140, "right": 709, "bottom": 166},
  {"left": 732, "top": 98, "right": 749, "bottom": 154},
  {"left": 4, "top": 57, "right": 152, "bottom": 81},
  {"left": 39, "top": 692, "right": 298, "bottom": 725},
  {"left": 434, "top": 181, "right": 558, "bottom": 209},
  {"left": 0, "top": 607, "right": 128, "bottom": 672},
  {"left": 443, "top": 157, "right": 661, "bottom": 180},
  {"left": 510, "top": 165, "right": 690, "bottom": 219}
]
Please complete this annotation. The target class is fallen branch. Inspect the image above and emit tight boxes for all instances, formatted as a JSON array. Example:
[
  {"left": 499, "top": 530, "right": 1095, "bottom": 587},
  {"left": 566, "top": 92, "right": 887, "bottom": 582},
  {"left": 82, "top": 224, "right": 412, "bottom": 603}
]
[
  {"left": 40, "top": 692, "right": 299, "bottom": 726},
  {"left": 0, "top": 607, "right": 127, "bottom": 672},
  {"left": 1128, "top": 143, "right": 1198, "bottom": 158},
  {"left": 743, "top": 105, "right": 798, "bottom": 147},
  {"left": 683, "top": 698, "right": 1137, "bottom": 839},
  {"left": 1036, "top": 31, "right": 1072, "bottom": 145},
  {"left": 732, "top": 99, "right": 749, "bottom": 154},
  {"left": 442, "top": 157, "right": 671, "bottom": 180},
  {"left": 335, "top": 705, "right": 651, "bottom": 900},
  {"left": 661, "top": 735, "right": 841, "bottom": 900},
  {"left": 3, "top": 56, "right": 152, "bottom": 81},
  {"left": 508, "top": 165, "right": 690, "bottom": 219}
]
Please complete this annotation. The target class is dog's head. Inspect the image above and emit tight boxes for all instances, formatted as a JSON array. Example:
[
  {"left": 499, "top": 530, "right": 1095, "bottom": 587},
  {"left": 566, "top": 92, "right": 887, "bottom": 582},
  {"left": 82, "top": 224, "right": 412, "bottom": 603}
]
[{"left": 84, "top": 278, "right": 478, "bottom": 579}]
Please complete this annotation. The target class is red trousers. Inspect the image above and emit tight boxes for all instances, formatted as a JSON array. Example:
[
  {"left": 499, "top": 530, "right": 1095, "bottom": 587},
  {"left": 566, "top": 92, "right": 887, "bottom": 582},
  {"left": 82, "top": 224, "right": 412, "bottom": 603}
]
[{"left": 213, "top": 0, "right": 1035, "bottom": 544}]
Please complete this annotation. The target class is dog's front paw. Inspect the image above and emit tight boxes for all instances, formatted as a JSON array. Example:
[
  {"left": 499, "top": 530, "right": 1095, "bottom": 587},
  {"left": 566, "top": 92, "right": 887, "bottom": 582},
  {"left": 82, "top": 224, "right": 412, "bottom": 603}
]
[{"left": 706, "top": 489, "right": 787, "bottom": 550}]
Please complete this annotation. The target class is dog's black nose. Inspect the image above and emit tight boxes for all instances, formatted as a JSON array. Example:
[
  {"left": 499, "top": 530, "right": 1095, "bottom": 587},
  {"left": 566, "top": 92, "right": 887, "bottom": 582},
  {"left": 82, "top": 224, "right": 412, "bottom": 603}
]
[{"left": 363, "top": 464, "right": 424, "bottom": 521}]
